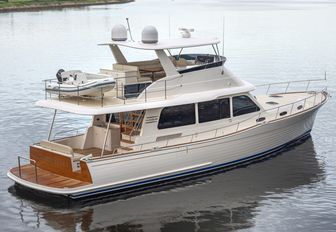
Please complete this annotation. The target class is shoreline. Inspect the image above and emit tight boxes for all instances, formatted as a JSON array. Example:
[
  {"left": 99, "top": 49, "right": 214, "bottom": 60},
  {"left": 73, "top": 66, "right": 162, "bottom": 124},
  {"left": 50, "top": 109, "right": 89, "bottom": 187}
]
[{"left": 0, "top": 0, "right": 134, "bottom": 13}]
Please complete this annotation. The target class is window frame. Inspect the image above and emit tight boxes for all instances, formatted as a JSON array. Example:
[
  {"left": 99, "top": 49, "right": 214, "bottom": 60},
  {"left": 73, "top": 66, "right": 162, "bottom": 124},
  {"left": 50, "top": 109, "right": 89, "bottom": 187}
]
[
  {"left": 197, "top": 98, "right": 231, "bottom": 124},
  {"left": 157, "top": 103, "right": 196, "bottom": 130},
  {"left": 232, "top": 94, "right": 260, "bottom": 117}
]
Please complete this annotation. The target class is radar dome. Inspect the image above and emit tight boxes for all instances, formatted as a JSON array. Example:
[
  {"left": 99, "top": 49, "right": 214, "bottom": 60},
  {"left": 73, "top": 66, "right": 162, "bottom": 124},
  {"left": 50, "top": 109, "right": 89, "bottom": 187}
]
[
  {"left": 142, "top": 25, "right": 158, "bottom": 44},
  {"left": 111, "top": 24, "right": 127, "bottom": 41}
]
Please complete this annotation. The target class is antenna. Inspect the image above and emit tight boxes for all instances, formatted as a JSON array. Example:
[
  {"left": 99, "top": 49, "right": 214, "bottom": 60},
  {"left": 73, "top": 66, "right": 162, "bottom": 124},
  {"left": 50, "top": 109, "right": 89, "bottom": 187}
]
[
  {"left": 220, "top": 16, "right": 226, "bottom": 75},
  {"left": 168, "top": 15, "right": 171, "bottom": 38},
  {"left": 126, "top": 18, "right": 134, "bottom": 41},
  {"left": 222, "top": 16, "right": 225, "bottom": 57},
  {"left": 179, "top": 28, "right": 194, "bottom": 38}
]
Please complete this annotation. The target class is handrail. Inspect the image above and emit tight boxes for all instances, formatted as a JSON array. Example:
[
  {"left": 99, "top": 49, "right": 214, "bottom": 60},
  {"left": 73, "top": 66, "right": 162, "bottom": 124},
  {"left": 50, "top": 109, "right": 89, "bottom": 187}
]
[
  {"left": 255, "top": 78, "right": 326, "bottom": 87},
  {"left": 129, "top": 110, "right": 145, "bottom": 138},
  {"left": 255, "top": 78, "right": 327, "bottom": 94},
  {"left": 117, "top": 89, "right": 328, "bottom": 154},
  {"left": 53, "top": 126, "right": 87, "bottom": 139},
  {"left": 17, "top": 156, "right": 38, "bottom": 183}
]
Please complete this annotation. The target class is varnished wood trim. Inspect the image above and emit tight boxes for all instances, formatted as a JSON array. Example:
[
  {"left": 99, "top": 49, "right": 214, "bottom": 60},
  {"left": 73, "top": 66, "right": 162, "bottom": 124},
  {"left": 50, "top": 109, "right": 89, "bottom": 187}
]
[{"left": 30, "top": 146, "right": 92, "bottom": 183}]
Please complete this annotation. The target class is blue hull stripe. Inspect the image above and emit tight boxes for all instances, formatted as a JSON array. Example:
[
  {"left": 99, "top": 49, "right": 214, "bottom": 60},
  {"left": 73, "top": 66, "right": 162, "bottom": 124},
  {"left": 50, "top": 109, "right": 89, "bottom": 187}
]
[{"left": 71, "top": 130, "right": 312, "bottom": 199}]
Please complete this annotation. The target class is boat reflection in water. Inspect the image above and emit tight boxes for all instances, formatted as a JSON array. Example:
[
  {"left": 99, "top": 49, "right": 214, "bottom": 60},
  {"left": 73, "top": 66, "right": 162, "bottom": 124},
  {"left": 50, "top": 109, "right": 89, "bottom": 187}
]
[{"left": 9, "top": 136, "right": 324, "bottom": 231}]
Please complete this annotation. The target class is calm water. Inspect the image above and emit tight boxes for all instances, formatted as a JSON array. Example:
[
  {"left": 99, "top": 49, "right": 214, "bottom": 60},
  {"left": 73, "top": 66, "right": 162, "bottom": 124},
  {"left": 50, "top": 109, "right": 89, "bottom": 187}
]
[{"left": 1, "top": 0, "right": 336, "bottom": 231}]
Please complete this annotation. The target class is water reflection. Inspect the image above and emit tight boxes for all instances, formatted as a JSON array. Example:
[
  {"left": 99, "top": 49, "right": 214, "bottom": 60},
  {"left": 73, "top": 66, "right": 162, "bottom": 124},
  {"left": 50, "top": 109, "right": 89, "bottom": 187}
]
[{"left": 9, "top": 137, "right": 324, "bottom": 231}]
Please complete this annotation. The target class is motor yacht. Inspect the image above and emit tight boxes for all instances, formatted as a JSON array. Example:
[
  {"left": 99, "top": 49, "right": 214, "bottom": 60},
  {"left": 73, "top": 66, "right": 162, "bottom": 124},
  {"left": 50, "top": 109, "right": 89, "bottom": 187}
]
[{"left": 7, "top": 25, "right": 329, "bottom": 199}]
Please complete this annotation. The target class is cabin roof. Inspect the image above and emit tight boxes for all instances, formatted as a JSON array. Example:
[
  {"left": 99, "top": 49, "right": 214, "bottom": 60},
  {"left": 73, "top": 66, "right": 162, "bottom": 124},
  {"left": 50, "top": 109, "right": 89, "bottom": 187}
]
[
  {"left": 99, "top": 37, "right": 220, "bottom": 50},
  {"left": 35, "top": 81, "right": 255, "bottom": 115}
]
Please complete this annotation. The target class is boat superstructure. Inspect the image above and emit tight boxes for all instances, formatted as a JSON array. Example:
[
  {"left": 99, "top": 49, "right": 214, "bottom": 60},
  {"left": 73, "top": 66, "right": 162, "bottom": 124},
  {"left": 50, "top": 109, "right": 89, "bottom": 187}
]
[{"left": 7, "top": 25, "right": 329, "bottom": 198}]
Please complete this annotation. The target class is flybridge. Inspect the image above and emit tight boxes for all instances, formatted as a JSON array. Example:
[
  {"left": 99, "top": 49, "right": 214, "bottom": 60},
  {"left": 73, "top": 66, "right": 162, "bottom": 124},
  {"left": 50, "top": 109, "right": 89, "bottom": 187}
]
[{"left": 38, "top": 25, "right": 242, "bottom": 115}]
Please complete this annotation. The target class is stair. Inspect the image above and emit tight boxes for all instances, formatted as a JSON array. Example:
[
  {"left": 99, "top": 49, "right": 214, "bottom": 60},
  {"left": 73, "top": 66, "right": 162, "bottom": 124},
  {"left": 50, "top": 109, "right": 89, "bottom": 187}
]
[
  {"left": 118, "top": 110, "right": 145, "bottom": 151},
  {"left": 117, "top": 146, "right": 134, "bottom": 154},
  {"left": 120, "top": 138, "right": 135, "bottom": 148}
]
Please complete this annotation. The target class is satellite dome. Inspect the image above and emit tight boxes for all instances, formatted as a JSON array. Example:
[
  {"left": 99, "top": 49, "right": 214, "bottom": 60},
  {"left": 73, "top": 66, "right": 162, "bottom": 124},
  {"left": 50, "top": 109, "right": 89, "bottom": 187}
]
[
  {"left": 142, "top": 25, "right": 158, "bottom": 44},
  {"left": 111, "top": 24, "right": 127, "bottom": 41}
]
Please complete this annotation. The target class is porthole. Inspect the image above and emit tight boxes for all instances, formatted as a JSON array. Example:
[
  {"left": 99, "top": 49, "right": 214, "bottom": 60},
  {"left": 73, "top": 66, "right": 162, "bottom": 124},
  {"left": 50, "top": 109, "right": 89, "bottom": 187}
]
[
  {"left": 270, "top": 95, "right": 283, "bottom": 98},
  {"left": 256, "top": 117, "right": 266, "bottom": 122},
  {"left": 266, "top": 101, "right": 278, "bottom": 105},
  {"left": 279, "top": 111, "right": 287, "bottom": 116},
  {"left": 297, "top": 105, "right": 303, "bottom": 110}
]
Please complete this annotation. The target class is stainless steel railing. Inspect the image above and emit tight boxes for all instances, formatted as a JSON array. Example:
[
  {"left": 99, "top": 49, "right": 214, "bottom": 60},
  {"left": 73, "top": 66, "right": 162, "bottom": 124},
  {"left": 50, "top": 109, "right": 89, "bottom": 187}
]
[
  {"left": 255, "top": 78, "right": 327, "bottom": 95},
  {"left": 42, "top": 73, "right": 184, "bottom": 106},
  {"left": 17, "top": 156, "right": 38, "bottom": 183},
  {"left": 53, "top": 126, "right": 87, "bottom": 139}
]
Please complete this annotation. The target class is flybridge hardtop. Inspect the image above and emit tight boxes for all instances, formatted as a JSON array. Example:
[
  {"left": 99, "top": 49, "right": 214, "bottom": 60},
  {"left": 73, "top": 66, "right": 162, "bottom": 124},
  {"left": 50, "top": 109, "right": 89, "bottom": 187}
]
[
  {"left": 99, "top": 37, "right": 221, "bottom": 50},
  {"left": 7, "top": 24, "right": 328, "bottom": 199}
]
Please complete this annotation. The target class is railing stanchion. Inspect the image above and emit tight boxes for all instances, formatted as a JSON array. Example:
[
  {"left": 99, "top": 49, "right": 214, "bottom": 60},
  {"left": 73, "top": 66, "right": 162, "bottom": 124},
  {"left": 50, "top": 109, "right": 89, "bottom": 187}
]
[
  {"left": 290, "top": 103, "right": 294, "bottom": 115},
  {"left": 305, "top": 80, "right": 311, "bottom": 91},
  {"left": 145, "top": 87, "right": 147, "bottom": 102},
  {"left": 101, "top": 113, "right": 112, "bottom": 157},
  {"left": 116, "top": 81, "right": 118, "bottom": 98},
  {"left": 285, "top": 82, "right": 290, "bottom": 93},
  {"left": 256, "top": 112, "right": 261, "bottom": 125},
  {"left": 164, "top": 80, "right": 167, "bottom": 100},
  {"left": 17, "top": 156, "right": 38, "bottom": 183},
  {"left": 58, "top": 83, "right": 61, "bottom": 100},
  {"left": 44, "top": 81, "right": 47, "bottom": 100},
  {"left": 266, "top": 84, "right": 271, "bottom": 95},
  {"left": 47, "top": 109, "right": 57, "bottom": 141},
  {"left": 236, "top": 122, "right": 240, "bottom": 132},
  {"left": 18, "top": 157, "right": 21, "bottom": 178},
  {"left": 275, "top": 107, "right": 280, "bottom": 119},
  {"left": 101, "top": 87, "right": 104, "bottom": 107},
  {"left": 77, "top": 86, "right": 79, "bottom": 105}
]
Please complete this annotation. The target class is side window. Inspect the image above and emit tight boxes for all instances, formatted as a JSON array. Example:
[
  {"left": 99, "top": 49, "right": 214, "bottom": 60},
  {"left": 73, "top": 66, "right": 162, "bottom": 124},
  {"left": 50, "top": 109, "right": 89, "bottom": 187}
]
[
  {"left": 233, "top": 95, "right": 260, "bottom": 117},
  {"left": 198, "top": 98, "right": 230, "bottom": 123},
  {"left": 158, "top": 104, "right": 195, "bottom": 129},
  {"left": 124, "top": 82, "right": 151, "bottom": 98}
]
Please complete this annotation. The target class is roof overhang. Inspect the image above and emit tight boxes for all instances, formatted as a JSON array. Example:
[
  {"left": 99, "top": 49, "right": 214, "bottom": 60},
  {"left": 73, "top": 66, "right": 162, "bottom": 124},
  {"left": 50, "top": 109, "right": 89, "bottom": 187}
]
[
  {"left": 99, "top": 37, "right": 221, "bottom": 50},
  {"left": 35, "top": 80, "right": 255, "bottom": 115}
]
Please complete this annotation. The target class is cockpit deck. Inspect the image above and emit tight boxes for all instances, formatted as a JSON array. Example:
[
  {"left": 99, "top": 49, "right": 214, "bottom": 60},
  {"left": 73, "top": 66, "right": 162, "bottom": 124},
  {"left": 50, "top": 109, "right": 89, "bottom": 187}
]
[{"left": 10, "top": 164, "right": 90, "bottom": 189}]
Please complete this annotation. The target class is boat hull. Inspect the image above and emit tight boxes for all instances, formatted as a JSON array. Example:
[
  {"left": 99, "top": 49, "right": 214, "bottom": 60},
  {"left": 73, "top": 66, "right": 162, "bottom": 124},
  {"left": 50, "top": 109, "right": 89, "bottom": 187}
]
[{"left": 7, "top": 105, "right": 320, "bottom": 199}]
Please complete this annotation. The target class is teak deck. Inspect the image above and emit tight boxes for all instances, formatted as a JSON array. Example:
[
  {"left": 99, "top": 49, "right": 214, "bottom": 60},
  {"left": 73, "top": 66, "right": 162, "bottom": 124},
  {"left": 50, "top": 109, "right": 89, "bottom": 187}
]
[{"left": 10, "top": 164, "right": 90, "bottom": 189}]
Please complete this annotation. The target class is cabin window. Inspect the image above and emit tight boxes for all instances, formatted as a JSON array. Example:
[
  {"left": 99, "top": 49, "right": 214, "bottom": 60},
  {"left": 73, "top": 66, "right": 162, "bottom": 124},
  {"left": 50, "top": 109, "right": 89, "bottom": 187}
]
[
  {"left": 124, "top": 82, "right": 151, "bottom": 99},
  {"left": 158, "top": 104, "right": 195, "bottom": 129},
  {"left": 233, "top": 95, "right": 260, "bottom": 117},
  {"left": 198, "top": 98, "right": 230, "bottom": 123}
]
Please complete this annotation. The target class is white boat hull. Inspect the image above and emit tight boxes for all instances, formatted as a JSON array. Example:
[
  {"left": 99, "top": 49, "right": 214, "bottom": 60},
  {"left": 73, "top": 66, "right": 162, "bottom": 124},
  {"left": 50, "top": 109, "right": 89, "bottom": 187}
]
[{"left": 7, "top": 105, "right": 320, "bottom": 198}]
